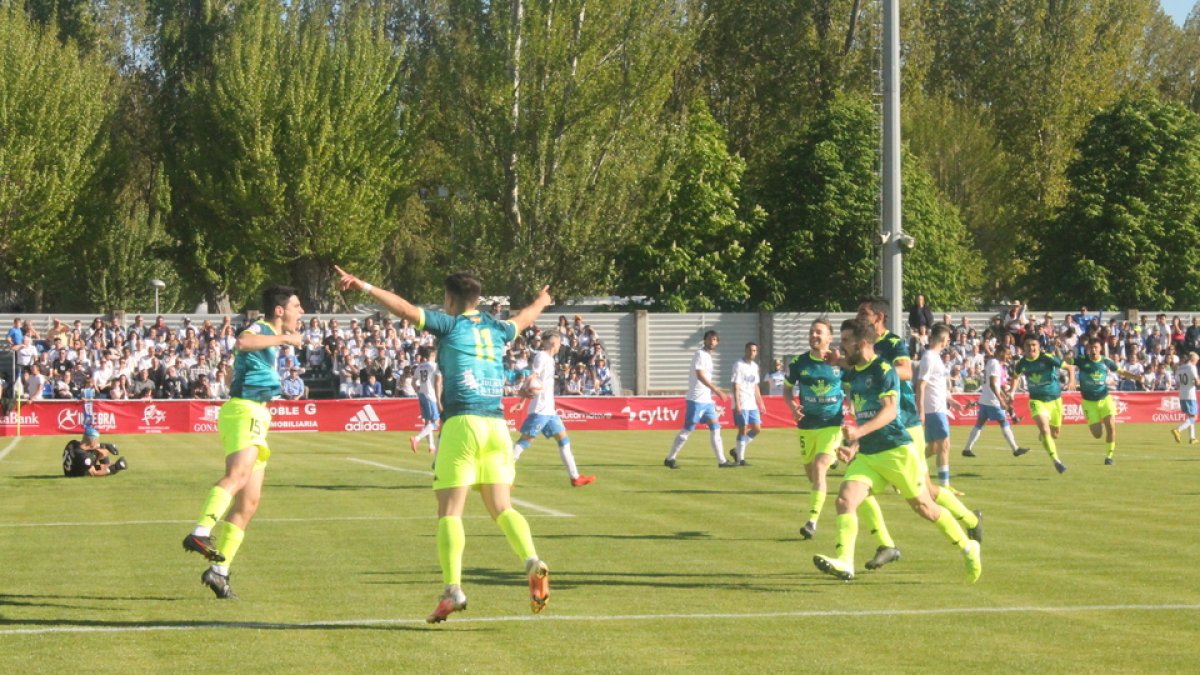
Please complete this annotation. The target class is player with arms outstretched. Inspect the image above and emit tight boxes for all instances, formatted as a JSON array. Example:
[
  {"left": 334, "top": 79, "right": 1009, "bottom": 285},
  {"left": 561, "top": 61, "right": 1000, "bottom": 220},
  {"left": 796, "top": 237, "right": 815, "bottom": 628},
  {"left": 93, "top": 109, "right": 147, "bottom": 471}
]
[
  {"left": 337, "top": 266, "right": 553, "bottom": 623},
  {"left": 181, "top": 286, "right": 305, "bottom": 599},
  {"left": 510, "top": 331, "right": 596, "bottom": 486}
]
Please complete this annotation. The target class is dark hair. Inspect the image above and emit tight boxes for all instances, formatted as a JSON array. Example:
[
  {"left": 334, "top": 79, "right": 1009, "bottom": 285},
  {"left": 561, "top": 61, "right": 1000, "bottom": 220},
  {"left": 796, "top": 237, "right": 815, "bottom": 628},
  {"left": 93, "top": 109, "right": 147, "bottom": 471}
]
[
  {"left": 703, "top": 330, "right": 718, "bottom": 341},
  {"left": 1023, "top": 334, "right": 1041, "bottom": 346},
  {"left": 417, "top": 346, "right": 433, "bottom": 360},
  {"left": 858, "top": 296, "right": 890, "bottom": 319},
  {"left": 261, "top": 285, "right": 298, "bottom": 318},
  {"left": 811, "top": 318, "right": 832, "bottom": 332},
  {"left": 1087, "top": 337, "right": 1103, "bottom": 347},
  {"left": 841, "top": 317, "right": 876, "bottom": 344},
  {"left": 930, "top": 323, "right": 951, "bottom": 344},
  {"left": 444, "top": 273, "right": 482, "bottom": 306},
  {"left": 745, "top": 341, "right": 758, "bottom": 350}
]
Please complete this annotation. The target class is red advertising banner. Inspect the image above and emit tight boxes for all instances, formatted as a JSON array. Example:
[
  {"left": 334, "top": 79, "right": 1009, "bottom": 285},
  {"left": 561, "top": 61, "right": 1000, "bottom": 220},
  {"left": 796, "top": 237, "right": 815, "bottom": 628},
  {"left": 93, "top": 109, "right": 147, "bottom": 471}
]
[{"left": 0, "top": 392, "right": 1189, "bottom": 437}]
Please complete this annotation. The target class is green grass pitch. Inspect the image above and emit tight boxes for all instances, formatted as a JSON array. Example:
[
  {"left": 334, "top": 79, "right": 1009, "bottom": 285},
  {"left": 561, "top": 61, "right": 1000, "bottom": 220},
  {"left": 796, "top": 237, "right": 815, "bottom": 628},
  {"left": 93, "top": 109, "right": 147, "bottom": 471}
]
[{"left": 1, "top": 423, "right": 1199, "bottom": 672}]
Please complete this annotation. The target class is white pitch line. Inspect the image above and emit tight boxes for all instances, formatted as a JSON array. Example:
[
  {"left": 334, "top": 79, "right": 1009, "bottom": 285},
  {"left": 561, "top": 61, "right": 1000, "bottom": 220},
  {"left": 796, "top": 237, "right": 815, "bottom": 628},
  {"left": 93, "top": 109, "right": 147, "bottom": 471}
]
[
  {"left": 1, "top": 603, "right": 1197, "bottom": 636},
  {"left": 348, "top": 457, "right": 575, "bottom": 518},
  {"left": 0, "top": 437, "right": 20, "bottom": 462}
]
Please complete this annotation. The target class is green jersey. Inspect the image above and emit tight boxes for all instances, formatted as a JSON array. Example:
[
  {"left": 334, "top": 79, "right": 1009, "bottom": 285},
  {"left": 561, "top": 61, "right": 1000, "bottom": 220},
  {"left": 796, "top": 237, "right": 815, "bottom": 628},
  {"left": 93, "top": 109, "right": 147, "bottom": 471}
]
[
  {"left": 874, "top": 331, "right": 919, "bottom": 429},
  {"left": 786, "top": 351, "right": 844, "bottom": 430},
  {"left": 229, "top": 320, "right": 281, "bottom": 402},
  {"left": 1014, "top": 354, "right": 1064, "bottom": 402},
  {"left": 845, "top": 357, "right": 911, "bottom": 455},
  {"left": 419, "top": 308, "right": 516, "bottom": 419},
  {"left": 1072, "top": 355, "right": 1117, "bottom": 401}
]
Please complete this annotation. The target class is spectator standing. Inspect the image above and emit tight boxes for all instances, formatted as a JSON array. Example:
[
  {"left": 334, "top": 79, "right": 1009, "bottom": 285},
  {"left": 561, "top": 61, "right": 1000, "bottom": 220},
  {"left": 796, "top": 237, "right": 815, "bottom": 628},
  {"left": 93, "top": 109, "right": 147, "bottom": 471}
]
[
  {"left": 907, "top": 294, "right": 934, "bottom": 334},
  {"left": 6, "top": 318, "right": 24, "bottom": 347}
]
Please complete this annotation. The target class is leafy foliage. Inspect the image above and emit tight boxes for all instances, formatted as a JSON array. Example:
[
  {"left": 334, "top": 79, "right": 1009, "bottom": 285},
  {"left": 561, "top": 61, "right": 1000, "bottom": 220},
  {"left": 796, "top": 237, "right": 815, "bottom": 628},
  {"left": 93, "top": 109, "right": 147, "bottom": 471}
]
[
  {"left": 619, "top": 101, "right": 768, "bottom": 311},
  {"left": 0, "top": 4, "right": 112, "bottom": 310},
  {"left": 1032, "top": 97, "right": 1200, "bottom": 310}
]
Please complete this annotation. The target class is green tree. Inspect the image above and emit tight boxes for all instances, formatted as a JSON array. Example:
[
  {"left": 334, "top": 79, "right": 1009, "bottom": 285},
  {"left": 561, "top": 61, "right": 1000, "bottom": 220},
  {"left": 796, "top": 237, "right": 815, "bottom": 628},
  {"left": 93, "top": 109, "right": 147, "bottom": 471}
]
[
  {"left": 757, "top": 95, "right": 981, "bottom": 311},
  {"left": 0, "top": 4, "right": 112, "bottom": 310},
  {"left": 168, "top": 0, "right": 415, "bottom": 312},
  {"left": 922, "top": 0, "right": 1155, "bottom": 296},
  {"left": 1031, "top": 97, "right": 1200, "bottom": 310},
  {"left": 618, "top": 101, "right": 769, "bottom": 312},
  {"left": 411, "top": 0, "right": 694, "bottom": 304}
]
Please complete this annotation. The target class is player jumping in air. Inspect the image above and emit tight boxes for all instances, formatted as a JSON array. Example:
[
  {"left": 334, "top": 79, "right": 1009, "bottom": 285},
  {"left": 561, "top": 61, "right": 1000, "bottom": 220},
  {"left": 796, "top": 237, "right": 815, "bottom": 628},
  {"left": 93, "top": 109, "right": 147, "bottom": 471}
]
[{"left": 336, "top": 266, "right": 553, "bottom": 624}]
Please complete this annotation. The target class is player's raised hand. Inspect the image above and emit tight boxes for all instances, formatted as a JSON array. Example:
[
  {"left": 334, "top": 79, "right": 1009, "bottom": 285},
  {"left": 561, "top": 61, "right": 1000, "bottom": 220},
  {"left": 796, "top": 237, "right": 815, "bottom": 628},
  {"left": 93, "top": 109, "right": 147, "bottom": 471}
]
[
  {"left": 334, "top": 265, "right": 365, "bottom": 292},
  {"left": 534, "top": 285, "right": 553, "bottom": 307}
]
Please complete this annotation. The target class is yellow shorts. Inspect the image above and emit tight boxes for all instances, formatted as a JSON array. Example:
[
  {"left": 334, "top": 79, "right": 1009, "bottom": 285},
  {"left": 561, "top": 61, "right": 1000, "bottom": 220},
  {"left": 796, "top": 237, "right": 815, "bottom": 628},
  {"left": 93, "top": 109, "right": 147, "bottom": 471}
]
[
  {"left": 1029, "top": 398, "right": 1064, "bottom": 427},
  {"left": 907, "top": 424, "right": 927, "bottom": 458},
  {"left": 433, "top": 415, "right": 516, "bottom": 490},
  {"left": 218, "top": 398, "right": 272, "bottom": 472},
  {"left": 798, "top": 426, "right": 842, "bottom": 465},
  {"left": 1082, "top": 396, "right": 1117, "bottom": 425},
  {"left": 844, "top": 444, "right": 926, "bottom": 499}
]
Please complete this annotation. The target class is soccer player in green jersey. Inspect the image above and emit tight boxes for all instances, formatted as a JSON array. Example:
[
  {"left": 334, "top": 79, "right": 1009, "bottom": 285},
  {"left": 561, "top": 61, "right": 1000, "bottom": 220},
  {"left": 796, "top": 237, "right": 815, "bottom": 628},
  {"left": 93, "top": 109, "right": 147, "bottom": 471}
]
[
  {"left": 1067, "top": 336, "right": 1135, "bottom": 465},
  {"left": 181, "top": 286, "right": 305, "bottom": 599},
  {"left": 785, "top": 319, "right": 894, "bottom": 558},
  {"left": 813, "top": 318, "right": 981, "bottom": 583},
  {"left": 336, "top": 266, "right": 553, "bottom": 624},
  {"left": 856, "top": 298, "right": 981, "bottom": 549},
  {"left": 1010, "top": 334, "right": 1072, "bottom": 474}
]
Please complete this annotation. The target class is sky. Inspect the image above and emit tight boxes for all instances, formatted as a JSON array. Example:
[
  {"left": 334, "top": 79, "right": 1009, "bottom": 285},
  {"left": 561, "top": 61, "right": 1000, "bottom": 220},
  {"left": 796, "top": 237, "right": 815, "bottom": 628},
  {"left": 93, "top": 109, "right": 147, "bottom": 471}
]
[{"left": 1162, "top": 0, "right": 1197, "bottom": 25}]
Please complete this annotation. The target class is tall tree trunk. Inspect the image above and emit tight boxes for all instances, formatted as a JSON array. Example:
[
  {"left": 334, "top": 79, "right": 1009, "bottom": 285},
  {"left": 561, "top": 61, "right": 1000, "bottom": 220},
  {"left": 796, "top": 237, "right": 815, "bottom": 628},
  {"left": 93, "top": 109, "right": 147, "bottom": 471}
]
[
  {"left": 504, "top": 0, "right": 525, "bottom": 299},
  {"left": 291, "top": 258, "right": 334, "bottom": 313}
]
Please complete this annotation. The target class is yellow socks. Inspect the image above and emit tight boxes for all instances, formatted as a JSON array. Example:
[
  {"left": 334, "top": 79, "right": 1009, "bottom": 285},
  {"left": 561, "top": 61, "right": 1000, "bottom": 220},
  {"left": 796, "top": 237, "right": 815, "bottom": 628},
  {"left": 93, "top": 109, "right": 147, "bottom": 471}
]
[{"left": 437, "top": 516, "right": 465, "bottom": 586}]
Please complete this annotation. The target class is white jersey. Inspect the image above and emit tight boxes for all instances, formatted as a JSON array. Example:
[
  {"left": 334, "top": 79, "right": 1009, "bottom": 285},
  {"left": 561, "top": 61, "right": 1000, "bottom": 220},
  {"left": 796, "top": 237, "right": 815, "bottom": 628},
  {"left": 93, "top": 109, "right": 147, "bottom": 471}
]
[
  {"left": 529, "top": 351, "right": 557, "bottom": 416},
  {"left": 730, "top": 359, "right": 761, "bottom": 411},
  {"left": 979, "top": 358, "right": 1007, "bottom": 409},
  {"left": 687, "top": 348, "right": 715, "bottom": 404},
  {"left": 1178, "top": 362, "right": 1198, "bottom": 401},
  {"left": 415, "top": 361, "right": 439, "bottom": 399},
  {"left": 767, "top": 370, "right": 785, "bottom": 396},
  {"left": 916, "top": 349, "right": 949, "bottom": 414}
]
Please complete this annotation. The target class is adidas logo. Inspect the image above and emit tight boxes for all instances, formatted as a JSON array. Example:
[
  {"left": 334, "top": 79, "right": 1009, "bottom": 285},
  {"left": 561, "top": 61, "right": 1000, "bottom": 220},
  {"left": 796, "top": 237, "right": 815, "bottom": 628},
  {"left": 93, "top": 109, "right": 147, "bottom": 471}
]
[{"left": 345, "top": 404, "right": 388, "bottom": 432}]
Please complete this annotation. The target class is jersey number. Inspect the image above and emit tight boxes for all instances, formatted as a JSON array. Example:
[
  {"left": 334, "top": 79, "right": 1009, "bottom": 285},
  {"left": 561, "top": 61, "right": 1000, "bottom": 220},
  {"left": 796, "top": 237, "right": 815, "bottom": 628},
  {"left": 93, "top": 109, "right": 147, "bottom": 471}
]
[{"left": 472, "top": 328, "right": 496, "bottom": 361}]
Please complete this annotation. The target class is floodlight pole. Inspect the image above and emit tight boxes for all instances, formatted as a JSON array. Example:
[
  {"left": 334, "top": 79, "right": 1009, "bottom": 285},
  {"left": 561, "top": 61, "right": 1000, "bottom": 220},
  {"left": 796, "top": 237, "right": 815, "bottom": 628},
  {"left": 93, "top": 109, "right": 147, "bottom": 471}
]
[{"left": 881, "top": 0, "right": 903, "bottom": 337}]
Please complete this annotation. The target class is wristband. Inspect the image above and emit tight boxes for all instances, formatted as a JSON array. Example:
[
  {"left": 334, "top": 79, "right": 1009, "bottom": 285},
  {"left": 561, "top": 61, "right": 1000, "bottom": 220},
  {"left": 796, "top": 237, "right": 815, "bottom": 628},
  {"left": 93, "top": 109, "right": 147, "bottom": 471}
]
[{"left": 361, "top": 282, "right": 374, "bottom": 293}]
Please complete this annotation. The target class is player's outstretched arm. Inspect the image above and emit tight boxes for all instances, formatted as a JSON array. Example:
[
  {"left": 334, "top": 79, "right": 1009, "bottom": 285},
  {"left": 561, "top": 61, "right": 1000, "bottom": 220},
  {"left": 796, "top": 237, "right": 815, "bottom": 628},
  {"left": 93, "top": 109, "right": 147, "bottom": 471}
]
[
  {"left": 508, "top": 286, "right": 553, "bottom": 333},
  {"left": 237, "top": 328, "right": 302, "bottom": 352},
  {"left": 334, "top": 265, "right": 422, "bottom": 324}
]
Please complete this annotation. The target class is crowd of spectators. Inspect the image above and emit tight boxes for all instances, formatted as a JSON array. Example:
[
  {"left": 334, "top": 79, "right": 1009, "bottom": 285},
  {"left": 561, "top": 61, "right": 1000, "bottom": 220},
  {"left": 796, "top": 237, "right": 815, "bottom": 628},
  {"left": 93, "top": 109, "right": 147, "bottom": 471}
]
[
  {"left": 1, "top": 309, "right": 614, "bottom": 402},
  {"left": 906, "top": 301, "right": 1200, "bottom": 394}
]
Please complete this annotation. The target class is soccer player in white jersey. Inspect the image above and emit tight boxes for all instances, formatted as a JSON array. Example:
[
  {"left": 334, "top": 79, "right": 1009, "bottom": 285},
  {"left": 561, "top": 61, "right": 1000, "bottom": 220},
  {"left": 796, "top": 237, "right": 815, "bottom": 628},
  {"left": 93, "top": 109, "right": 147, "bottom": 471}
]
[
  {"left": 664, "top": 330, "right": 731, "bottom": 469},
  {"left": 915, "top": 324, "right": 967, "bottom": 492},
  {"left": 510, "top": 332, "right": 596, "bottom": 486},
  {"left": 1173, "top": 351, "right": 1200, "bottom": 444},
  {"left": 730, "top": 342, "right": 766, "bottom": 466},
  {"left": 410, "top": 346, "right": 442, "bottom": 454},
  {"left": 961, "top": 343, "right": 1029, "bottom": 458}
]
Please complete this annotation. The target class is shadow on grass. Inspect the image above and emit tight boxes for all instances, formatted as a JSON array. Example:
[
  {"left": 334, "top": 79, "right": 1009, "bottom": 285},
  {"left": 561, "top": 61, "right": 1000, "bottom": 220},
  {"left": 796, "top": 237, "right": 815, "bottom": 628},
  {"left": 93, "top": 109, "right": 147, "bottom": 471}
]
[{"left": 275, "top": 483, "right": 425, "bottom": 492}]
